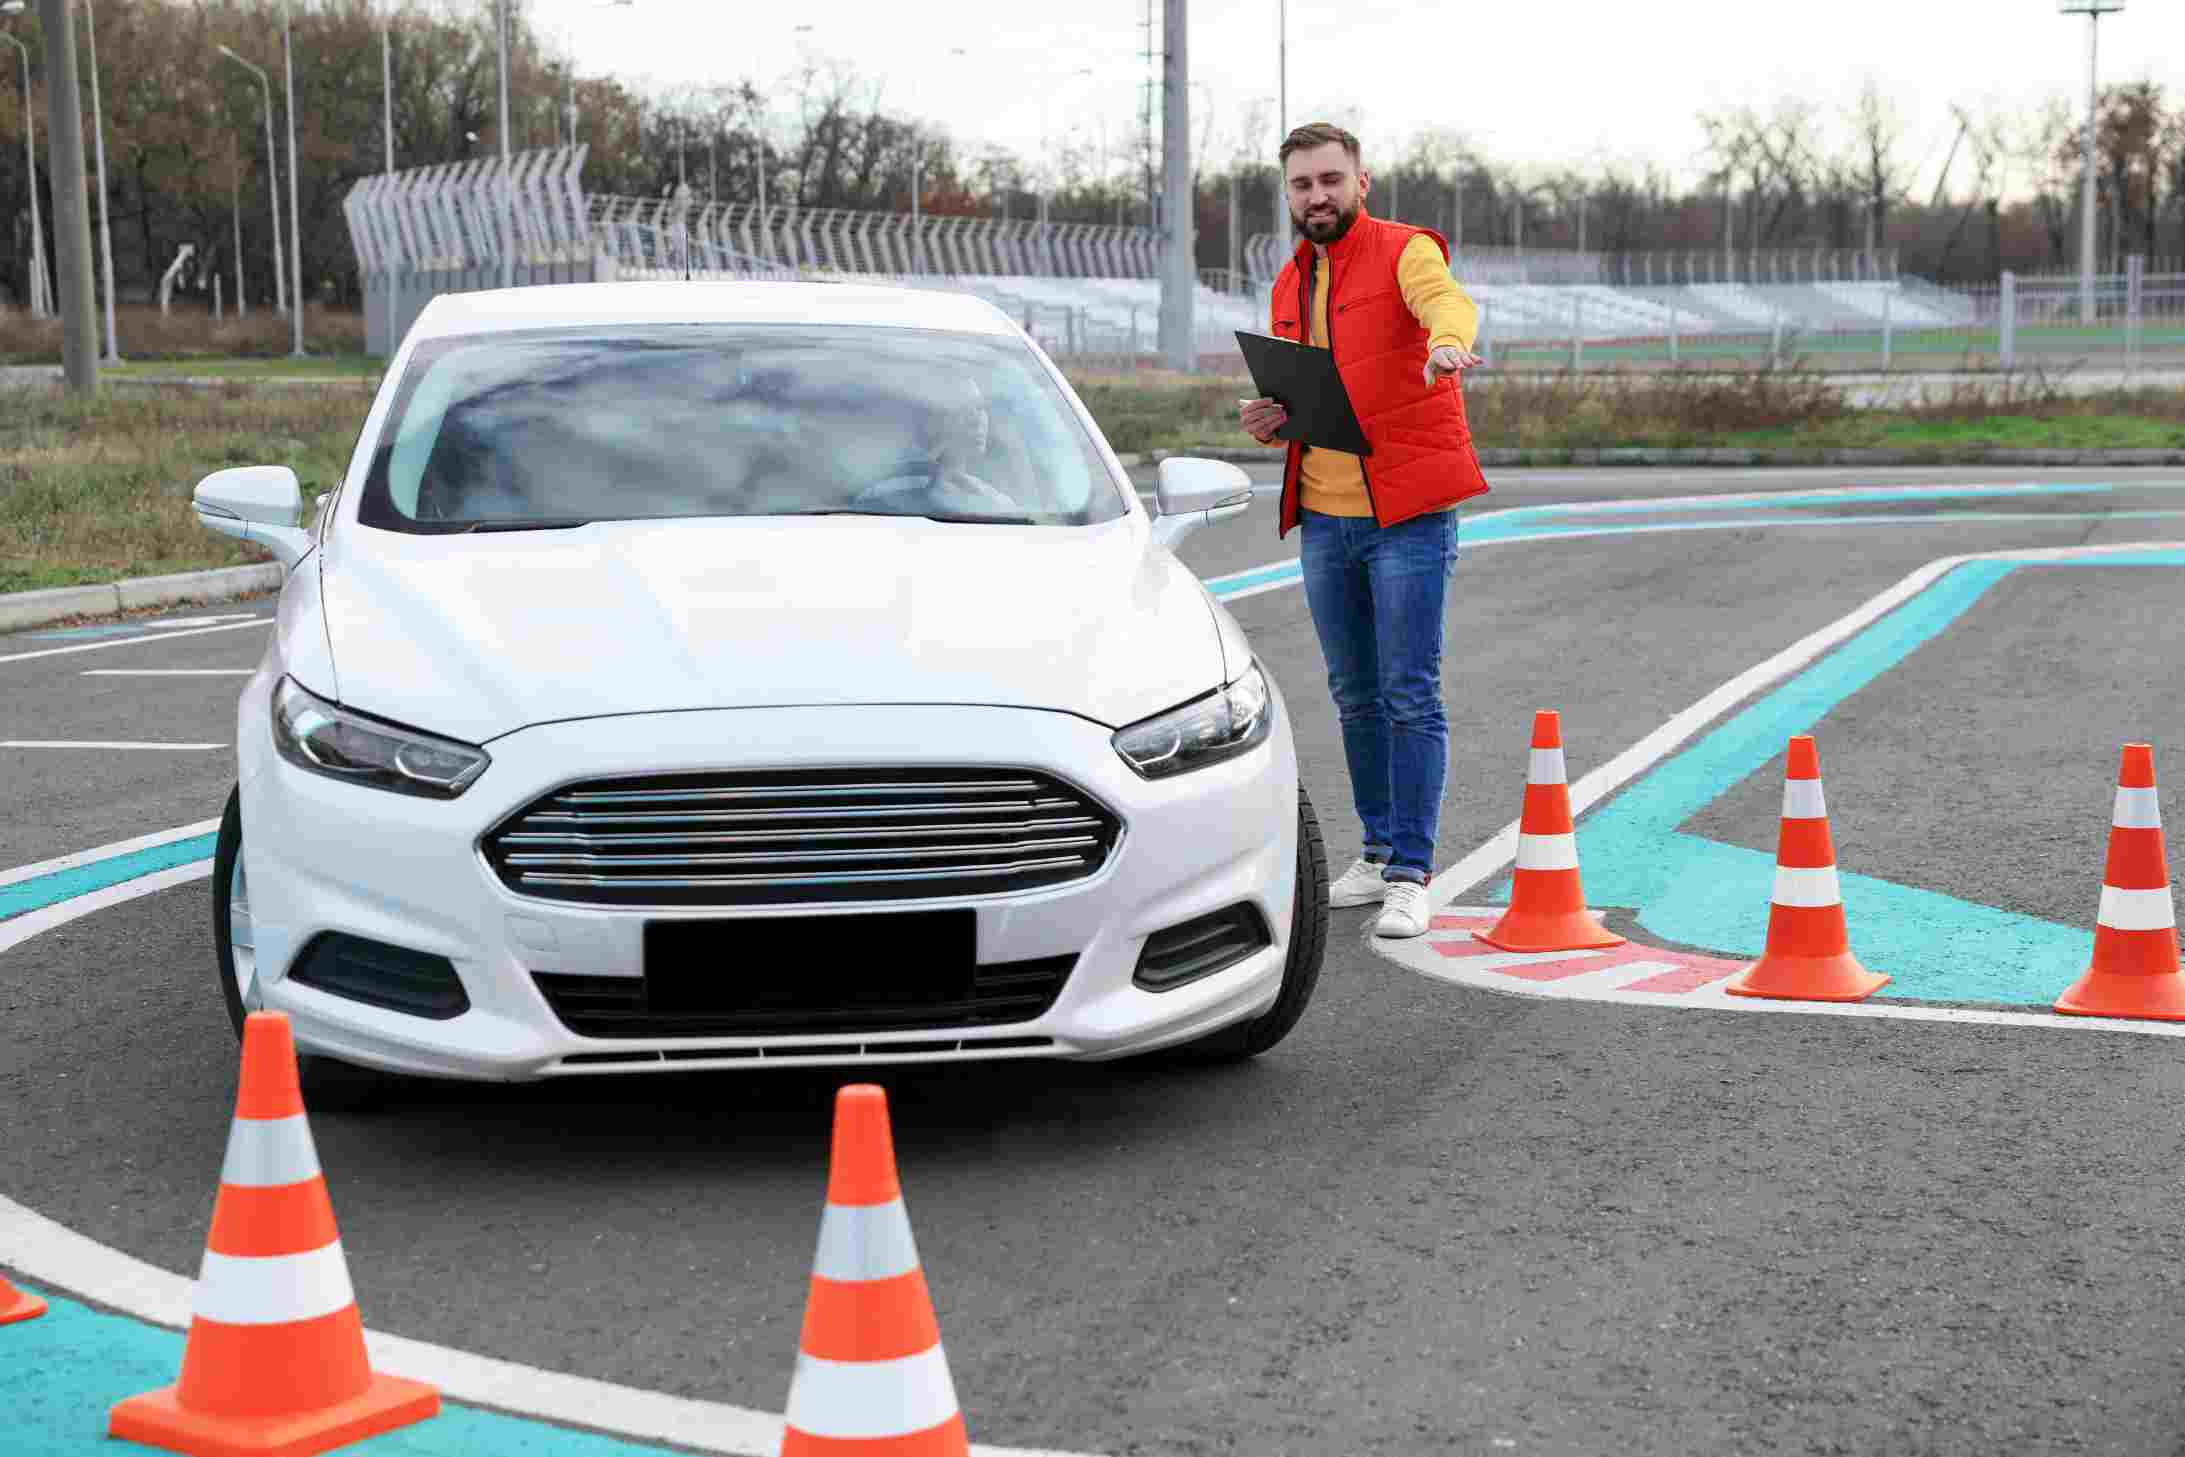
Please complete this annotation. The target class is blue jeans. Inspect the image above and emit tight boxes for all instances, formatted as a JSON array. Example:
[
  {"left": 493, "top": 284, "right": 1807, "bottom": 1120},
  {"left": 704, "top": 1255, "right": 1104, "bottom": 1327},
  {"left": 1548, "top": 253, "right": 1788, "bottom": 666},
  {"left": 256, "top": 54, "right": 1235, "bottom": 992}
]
[{"left": 1298, "top": 507, "right": 1459, "bottom": 884}]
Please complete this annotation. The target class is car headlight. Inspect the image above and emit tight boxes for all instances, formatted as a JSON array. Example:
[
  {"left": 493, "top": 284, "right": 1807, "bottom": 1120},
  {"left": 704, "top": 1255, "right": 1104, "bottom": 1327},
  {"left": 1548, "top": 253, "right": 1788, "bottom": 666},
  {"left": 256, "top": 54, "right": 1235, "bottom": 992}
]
[
  {"left": 1112, "top": 662, "right": 1273, "bottom": 779},
  {"left": 271, "top": 675, "right": 490, "bottom": 798}
]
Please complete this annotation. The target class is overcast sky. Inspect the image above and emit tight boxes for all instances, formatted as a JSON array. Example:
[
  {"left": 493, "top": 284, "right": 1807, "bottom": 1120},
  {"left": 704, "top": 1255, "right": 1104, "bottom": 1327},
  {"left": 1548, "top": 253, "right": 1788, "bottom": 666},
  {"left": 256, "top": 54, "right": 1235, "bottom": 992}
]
[{"left": 523, "top": 0, "right": 2184, "bottom": 200}]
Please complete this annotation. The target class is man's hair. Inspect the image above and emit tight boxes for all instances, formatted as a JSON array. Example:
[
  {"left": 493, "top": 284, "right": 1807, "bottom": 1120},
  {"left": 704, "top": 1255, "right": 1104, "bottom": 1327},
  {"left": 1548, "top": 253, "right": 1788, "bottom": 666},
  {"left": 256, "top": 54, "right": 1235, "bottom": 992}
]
[{"left": 1279, "top": 122, "right": 1362, "bottom": 170}]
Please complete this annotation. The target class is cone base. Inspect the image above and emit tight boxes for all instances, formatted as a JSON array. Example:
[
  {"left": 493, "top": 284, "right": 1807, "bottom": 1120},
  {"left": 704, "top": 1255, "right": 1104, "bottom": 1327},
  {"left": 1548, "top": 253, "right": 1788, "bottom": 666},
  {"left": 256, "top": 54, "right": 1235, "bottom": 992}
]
[
  {"left": 1473, "top": 908, "right": 1625, "bottom": 953},
  {"left": 2054, "top": 967, "right": 2185, "bottom": 1022},
  {"left": 110, "top": 1372, "right": 439, "bottom": 1457},
  {"left": 1725, "top": 951, "right": 1890, "bottom": 1003},
  {"left": 0, "top": 1286, "right": 46, "bottom": 1325}
]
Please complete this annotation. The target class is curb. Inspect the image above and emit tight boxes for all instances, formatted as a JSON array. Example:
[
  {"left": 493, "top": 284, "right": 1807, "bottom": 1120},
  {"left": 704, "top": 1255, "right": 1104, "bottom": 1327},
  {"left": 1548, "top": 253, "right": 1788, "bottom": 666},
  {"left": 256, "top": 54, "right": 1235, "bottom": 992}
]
[
  {"left": 0, "top": 563, "right": 285, "bottom": 634},
  {"left": 1135, "top": 446, "right": 2185, "bottom": 468}
]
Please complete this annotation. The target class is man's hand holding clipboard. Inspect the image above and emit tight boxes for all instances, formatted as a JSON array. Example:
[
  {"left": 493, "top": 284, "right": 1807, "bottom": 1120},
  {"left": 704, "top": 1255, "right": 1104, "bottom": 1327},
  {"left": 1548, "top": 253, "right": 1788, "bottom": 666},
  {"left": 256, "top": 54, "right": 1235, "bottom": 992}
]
[{"left": 1236, "top": 334, "right": 1482, "bottom": 449}]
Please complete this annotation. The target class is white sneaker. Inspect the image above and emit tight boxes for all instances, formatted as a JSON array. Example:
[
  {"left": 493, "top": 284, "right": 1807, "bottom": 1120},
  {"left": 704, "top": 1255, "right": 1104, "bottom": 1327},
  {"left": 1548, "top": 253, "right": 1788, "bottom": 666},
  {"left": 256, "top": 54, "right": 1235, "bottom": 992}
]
[
  {"left": 1374, "top": 881, "right": 1433, "bottom": 938},
  {"left": 1328, "top": 857, "right": 1391, "bottom": 908}
]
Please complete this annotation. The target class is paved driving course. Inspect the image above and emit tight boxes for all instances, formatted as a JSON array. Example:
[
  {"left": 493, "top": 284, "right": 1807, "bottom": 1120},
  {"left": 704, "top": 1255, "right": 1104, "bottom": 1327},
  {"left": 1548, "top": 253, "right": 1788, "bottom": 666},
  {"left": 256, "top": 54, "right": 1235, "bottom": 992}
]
[{"left": 6, "top": 465, "right": 2185, "bottom": 1455}]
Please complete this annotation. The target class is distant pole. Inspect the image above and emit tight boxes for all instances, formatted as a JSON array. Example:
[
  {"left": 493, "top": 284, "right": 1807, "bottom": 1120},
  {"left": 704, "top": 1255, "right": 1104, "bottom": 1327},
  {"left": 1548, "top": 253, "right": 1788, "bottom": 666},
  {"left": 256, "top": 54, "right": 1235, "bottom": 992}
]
[
  {"left": 231, "top": 144, "right": 245, "bottom": 318},
  {"left": 1269, "top": 0, "right": 1285, "bottom": 270},
  {"left": 2059, "top": 1, "right": 2126, "bottom": 325},
  {"left": 281, "top": 0, "right": 303, "bottom": 353},
  {"left": 495, "top": 0, "right": 511, "bottom": 287},
  {"left": 34, "top": 0, "right": 95, "bottom": 392},
  {"left": 216, "top": 46, "right": 283, "bottom": 315},
  {"left": 1227, "top": 166, "right": 1239, "bottom": 287},
  {"left": 1, "top": 29, "right": 46, "bottom": 318},
  {"left": 381, "top": 8, "right": 396, "bottom": 356},
  {"left": 1158, "top": 0, "right": 1192, "bottom": 370},
  {"left": 82, "top": 0, "right": 116, "bottom": 360}
]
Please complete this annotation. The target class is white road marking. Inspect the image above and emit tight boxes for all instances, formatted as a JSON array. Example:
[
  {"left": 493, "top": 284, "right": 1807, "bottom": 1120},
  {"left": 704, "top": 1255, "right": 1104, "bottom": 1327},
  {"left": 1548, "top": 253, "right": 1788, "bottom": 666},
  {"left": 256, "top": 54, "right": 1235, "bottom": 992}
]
[
  {"left": 0, "top": 617, "right": 271, "bottom": 667},
  {"left": 82, "top": 668, "right": 255, "bottom": 677},
  {"left": 0, "top": 741, "right": 225, "bottom": 751}
]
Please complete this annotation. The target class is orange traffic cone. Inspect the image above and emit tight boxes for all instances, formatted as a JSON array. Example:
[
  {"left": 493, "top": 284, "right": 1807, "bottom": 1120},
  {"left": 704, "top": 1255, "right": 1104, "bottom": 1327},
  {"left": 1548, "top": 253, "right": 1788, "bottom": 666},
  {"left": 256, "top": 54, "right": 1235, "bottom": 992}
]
[
  {"left": 1725, "top": 735, "right": 1889, "bottom": 1002},
  {"left": 780, "top": 1085, "right": 967, "bottom": 1457},
  {"left": 1475, "top": 710, "right": 1624, "bottom": 952},
  {"left": 2055, "top": 743, "right": 2185, "bottom": 1020},
  {"left": 0, "top": 1272, "right": 46, "bottom": 1325},
  {"left": 110, "top": 1012, "right": 438, "bottom": 1457}
]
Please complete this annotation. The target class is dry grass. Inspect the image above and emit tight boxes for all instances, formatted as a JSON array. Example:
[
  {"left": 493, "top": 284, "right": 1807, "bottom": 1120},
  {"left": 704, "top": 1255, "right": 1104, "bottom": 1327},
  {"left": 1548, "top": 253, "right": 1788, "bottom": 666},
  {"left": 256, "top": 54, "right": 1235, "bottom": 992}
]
[
  {"left": 0, "top": 382, "right": 364, "bottom": 593},
  {"left": 0, "top": 304, "right": 369, "bottom": 366},
  {"left": 1083, "top": 362, "right": 2185, "bottom": 453}
]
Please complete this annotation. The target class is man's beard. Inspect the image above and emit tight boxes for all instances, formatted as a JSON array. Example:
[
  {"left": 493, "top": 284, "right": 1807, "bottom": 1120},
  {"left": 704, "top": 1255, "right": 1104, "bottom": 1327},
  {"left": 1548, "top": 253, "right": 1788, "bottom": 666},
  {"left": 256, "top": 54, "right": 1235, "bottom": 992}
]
[{"left": 1293, "top": 199, "right": 1360, "bottom": 244}]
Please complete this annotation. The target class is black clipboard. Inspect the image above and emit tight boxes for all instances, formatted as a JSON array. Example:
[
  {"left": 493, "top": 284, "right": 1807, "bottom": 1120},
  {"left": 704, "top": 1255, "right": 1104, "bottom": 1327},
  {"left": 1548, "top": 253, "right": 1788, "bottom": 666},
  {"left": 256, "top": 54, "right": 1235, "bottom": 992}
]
[{"left": 1234, "top": 330, "right": 1372, "bottom": 456}]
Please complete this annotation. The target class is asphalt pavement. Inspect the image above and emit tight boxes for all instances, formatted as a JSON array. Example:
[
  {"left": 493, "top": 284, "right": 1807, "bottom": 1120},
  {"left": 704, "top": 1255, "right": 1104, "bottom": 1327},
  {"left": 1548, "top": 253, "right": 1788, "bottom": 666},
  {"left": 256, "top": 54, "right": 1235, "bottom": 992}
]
[{"left": 6, "top": 466, "right": 2185, "bottom": 1455}]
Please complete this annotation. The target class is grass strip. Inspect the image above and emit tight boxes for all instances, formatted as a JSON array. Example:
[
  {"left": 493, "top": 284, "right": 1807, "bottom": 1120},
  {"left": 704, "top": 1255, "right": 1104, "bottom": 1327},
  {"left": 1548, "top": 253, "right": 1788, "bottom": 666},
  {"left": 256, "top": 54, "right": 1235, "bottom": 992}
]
[{"left": 6, "top": 365, "right": 2184, "bottom": 593}]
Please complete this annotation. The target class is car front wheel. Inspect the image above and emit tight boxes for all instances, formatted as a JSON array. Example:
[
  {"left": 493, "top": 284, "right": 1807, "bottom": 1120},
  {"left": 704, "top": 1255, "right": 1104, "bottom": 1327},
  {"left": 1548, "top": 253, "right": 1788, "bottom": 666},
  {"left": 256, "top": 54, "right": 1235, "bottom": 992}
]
[{"left": 1181, "top": 784, "right": 1330, "bottom": 1062}]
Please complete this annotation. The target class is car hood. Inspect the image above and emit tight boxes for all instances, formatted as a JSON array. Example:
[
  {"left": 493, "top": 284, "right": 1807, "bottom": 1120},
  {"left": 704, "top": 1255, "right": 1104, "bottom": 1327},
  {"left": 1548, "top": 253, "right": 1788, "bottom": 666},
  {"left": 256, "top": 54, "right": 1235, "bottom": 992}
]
[{"left": 319, "top": 515, "right": 1223, "bottom": 743}]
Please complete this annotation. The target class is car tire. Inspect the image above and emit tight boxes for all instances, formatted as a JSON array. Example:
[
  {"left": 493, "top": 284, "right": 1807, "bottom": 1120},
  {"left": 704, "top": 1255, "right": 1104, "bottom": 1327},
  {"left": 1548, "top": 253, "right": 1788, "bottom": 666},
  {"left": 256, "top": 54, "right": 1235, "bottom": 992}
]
[
  {"left": 212, "top": 785, "right": 391, "bottom": 1114},
  {"left": 1180, "top": 784, "right": 1330, "bottom": 1062}
]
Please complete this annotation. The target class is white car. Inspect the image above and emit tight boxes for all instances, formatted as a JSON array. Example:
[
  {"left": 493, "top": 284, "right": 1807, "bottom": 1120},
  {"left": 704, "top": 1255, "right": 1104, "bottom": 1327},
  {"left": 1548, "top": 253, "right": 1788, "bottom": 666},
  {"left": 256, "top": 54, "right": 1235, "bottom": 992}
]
[{"left": 196, "top": 280, "right": 1327, "bottom": 1099}]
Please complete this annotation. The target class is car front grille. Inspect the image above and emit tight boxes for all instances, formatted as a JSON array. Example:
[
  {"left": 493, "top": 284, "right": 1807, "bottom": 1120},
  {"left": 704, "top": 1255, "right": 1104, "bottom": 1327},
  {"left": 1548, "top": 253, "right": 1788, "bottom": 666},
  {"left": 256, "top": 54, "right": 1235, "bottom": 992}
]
[{"left": 482, "top": 767, "right": 1121, "bottom": 907}]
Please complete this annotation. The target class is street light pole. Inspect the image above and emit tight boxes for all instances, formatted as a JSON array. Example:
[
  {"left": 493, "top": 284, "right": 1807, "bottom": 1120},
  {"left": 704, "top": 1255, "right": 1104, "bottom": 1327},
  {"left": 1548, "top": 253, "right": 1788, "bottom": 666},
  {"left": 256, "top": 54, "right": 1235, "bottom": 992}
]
[
  {"left": 495, "top": 0, "right": 511, "bottom": 286},
  {"left": 2059, "top": 0, "right": 2124, "bottom": 325},
  {"left": 381, "top": 3, "right": 397, "bottom": 357},
  {"left": 281, "top": 0, "right": 302, "bottom": 353},
  {"left": 0, "top": 27, "right": 46, "bottom": 318},
  {"left": 81, "top": 0, "right": 117, "bottom": 360},
  {"left": 216, "top": 46, "right": 283, "bottom": 317},
  {"left": 26, "top": 0, "right": 94, "bottom": 391},
  {"left": 1270, "top": 0, "right": 1285, "bottom": 260},
  {"left": 231, "top": 138, "right": 244, "bottom": 318}
]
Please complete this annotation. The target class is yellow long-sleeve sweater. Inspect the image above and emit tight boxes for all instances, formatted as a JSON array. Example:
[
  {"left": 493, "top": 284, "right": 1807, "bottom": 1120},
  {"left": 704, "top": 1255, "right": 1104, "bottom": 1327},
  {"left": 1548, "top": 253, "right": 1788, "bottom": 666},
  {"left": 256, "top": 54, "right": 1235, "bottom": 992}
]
[{"left": 1294, "top": 233, "right": 1479, "bottom": 518}]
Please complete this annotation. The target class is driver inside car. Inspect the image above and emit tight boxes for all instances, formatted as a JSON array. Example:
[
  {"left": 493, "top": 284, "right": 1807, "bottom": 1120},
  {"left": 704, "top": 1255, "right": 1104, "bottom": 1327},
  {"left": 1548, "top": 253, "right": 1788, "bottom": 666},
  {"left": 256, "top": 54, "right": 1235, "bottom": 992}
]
[{"left": 855, "top": 373, "right": 1024, "bottom": 516}]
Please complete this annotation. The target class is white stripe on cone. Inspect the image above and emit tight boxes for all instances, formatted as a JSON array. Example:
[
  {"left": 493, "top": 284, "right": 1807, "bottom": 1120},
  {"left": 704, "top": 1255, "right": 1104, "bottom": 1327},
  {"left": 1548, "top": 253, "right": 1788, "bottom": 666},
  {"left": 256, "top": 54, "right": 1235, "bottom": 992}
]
[
  {"left": 2113, "top": 787, "right": 2163, "bottom": 830},
  {"left": 217, "top": 1115, "right": 322, "bottom": 1189},
  {"left": 1771, "top": 865, "right": 1842, "bottom": 909},
  {"left": 2099, "top": 884, "right": 2177, "bottom": 932},
  {"left": 191, "top": 1242, "right": 355, "bottom": 1326},
  {"left": 811, "top": 1200, "right": 921, "bottom": 1283},
  {"left": 1514, "top": 833, "right": 1578, "bottom": 871},
  {"left": 1781, "top": 780, "right": 1828, "bottom": 820},
  {"left": 784, "top": 1346, "right": 960, "bottom": 1440},
  {"left": 1527, "top": 748, "right": 1567, "bottom": 785}
]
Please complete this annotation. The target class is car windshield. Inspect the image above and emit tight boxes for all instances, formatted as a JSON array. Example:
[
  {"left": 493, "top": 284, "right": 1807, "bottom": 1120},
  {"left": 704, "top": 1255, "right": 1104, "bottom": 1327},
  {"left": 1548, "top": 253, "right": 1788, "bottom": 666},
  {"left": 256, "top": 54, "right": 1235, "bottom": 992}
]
[{"left": 357, "top": 322, "right": 1129, "bottom": 532}]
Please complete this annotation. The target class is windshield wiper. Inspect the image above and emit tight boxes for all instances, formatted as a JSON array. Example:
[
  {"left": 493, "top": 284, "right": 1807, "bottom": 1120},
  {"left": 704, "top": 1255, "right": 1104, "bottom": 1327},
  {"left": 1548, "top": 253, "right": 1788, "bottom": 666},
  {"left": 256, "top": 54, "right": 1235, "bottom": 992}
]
[
  {"left": 788, "top": 510, "right": 1038, "bottom": 525},
  {"left": 457, "top": 518, "right": 593, "bottom": 533}
]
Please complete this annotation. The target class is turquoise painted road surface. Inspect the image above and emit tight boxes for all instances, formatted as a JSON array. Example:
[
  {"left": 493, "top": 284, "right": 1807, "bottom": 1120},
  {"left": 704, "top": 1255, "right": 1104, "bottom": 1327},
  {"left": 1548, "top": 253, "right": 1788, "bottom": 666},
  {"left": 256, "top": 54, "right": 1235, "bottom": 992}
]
[
  {"left": 0, "top": 835, "right": 216, "bottom": 921},
  {"left": 1483, "top": 550, "right": 2185, "bottom": 1006},
  {"left": 5, "top": 1282, "right": 695, "bottom": 1457}
]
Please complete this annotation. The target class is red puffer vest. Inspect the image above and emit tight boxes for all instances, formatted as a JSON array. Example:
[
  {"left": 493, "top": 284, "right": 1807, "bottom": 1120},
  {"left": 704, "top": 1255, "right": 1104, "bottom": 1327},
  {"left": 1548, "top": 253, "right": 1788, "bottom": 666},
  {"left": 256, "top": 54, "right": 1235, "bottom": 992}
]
[{"left": 1270, "top": 211, "right": 1491, "bottom": 537}]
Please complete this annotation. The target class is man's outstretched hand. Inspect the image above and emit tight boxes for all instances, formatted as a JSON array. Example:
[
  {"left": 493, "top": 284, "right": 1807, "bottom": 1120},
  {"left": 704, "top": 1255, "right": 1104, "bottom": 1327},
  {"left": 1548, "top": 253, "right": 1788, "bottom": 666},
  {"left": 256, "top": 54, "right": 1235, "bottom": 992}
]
[{"left": 1424, "top": 344, "right": 1484, "bottom": 386}]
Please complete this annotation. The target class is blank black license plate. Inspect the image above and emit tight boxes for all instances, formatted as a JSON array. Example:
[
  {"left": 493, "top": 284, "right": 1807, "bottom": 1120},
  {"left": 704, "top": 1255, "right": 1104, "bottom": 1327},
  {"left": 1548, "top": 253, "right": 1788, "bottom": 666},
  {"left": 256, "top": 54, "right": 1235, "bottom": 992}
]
[{"left": 643, "top": 909, "right": 976, "bottom": 1018}]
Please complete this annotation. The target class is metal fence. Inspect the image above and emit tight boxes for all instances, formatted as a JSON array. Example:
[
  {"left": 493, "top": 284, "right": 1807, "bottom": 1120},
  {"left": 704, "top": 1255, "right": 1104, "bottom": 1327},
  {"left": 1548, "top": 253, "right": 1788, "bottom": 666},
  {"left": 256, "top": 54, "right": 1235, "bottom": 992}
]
[
  {"left": 1466, "top": 262, "right": 2184, "bottom": 378},
  {"left": 1243, "top": 235, "right": 1901, "bottom": 288},
  {"left": 343, "top": 158, "right": 2179, "bottom": 377}
]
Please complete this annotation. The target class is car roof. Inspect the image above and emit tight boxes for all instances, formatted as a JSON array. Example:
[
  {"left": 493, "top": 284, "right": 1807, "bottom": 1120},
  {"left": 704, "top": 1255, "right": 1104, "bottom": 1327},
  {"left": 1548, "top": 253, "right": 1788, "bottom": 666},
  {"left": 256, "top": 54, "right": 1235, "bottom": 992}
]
[{"left": 406, "top": 280, "right": 1023, "bottom": 343}]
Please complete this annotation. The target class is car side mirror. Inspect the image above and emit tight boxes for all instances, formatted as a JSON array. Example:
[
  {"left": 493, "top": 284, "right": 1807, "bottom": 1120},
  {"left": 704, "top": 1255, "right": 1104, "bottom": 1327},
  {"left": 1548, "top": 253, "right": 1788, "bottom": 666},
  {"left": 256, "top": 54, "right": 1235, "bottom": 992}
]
[
  {"left": 1155, "top": 457, "right": 1253, "bottom": 516},
  {"left": 192, "top": 465, "right": 315, "bottom": 570},
  {"left": 1150, "top": 457, "right": 1254, "bottom": 550}
]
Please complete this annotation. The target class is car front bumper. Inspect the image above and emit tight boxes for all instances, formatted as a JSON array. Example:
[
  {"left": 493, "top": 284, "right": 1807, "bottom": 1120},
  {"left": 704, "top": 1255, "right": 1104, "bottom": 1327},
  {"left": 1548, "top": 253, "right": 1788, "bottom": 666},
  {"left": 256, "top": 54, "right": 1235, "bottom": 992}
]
[{"left": 235, "top": 697, "right": 1299, "bottom": 1080}]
